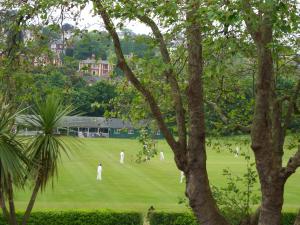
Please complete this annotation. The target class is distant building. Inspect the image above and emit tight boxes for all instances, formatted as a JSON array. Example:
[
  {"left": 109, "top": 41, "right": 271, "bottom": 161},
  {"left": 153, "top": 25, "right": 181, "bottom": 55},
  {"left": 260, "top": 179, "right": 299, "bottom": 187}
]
[
  {"left": 79, "top": 54, "right": 113, "bottom": 79},
  {"left": 16, "top": 116, "right": 164, "bottom": 139},
  {"left": 50, "top": 39, "right": 64, "bottom": 66}
]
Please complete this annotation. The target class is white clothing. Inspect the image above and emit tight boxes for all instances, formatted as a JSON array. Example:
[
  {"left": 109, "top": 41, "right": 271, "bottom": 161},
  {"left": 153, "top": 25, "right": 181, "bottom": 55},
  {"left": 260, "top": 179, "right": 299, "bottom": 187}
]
[
  {"left": 234, "top": 147, "right": 240, "bottom": 158},
  {"left": 97, "top": 165, "right": 102, "bottom": 180},
  {"left": 120, "top": 151, "right": 125, "bottom": 164},
  {"left": 78, "top": 131, "right": 84, "bottom": 138},
  {"left": 160, "top": 152, "right": 165, "bottom": 161},
  {"left": 180, "top": 171, "right": 185, "bottom": 183}
]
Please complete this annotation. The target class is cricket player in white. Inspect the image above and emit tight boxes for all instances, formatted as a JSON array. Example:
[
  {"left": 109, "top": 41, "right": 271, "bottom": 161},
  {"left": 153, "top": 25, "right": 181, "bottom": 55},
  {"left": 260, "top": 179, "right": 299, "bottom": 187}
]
[
  {"left": 234, "top": 147, "right": 240, "bottom": 158},
  {"left": 160, "top": 151, "right": 165, "bottom": 160},
  {"left": 97, "top": 163, "right": 102, "bottom": 181},
  {"left": 180, "top": 171, "right": 185, "bottom": 183},
  {"left": 120, "top": 151, "right": 125, "bottom": 164}
]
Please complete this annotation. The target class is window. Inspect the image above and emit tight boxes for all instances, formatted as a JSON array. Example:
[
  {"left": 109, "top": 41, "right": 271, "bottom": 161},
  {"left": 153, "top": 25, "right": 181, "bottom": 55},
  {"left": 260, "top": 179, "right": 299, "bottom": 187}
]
[
  {"left": 156, "top": 130, "right": 161, "bottom": 136},
  {"left": 114, "top": 129, "right": 121, "bottom": 134},
  {"left": 102, "top": 64, "right": 110, "bottom": 76},
  {"left": 128, "top": 129, "right": 134, "bottom": 134}
]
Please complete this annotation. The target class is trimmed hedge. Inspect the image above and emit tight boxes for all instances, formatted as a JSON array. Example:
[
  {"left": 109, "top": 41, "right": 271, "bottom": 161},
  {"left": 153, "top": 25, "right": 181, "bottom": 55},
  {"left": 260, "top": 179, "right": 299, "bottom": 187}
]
[
  {"left": 0, "top": 211, "right": 143, "bottom": 225},
  {"left": 149, "top": 213, "right": 197, "bottom": 225},
  {"left": 149, "top": 212, "right": 298, "bottom": 225}
]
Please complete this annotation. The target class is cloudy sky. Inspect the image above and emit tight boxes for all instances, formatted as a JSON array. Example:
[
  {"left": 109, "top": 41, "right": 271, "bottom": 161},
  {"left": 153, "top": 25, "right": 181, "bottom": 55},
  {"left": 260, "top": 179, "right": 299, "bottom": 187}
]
[{"left": 66, "top": 2, "right": 152, "bottom": 35}]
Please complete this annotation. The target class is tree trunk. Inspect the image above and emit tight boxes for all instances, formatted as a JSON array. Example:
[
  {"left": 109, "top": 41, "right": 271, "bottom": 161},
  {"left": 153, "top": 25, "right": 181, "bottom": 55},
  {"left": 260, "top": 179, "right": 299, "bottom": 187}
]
[
  {"left": 0, "top": 188, "right": 12, "bottom": 225},
  {"left": 21, "top": 178, "right": 41, "bottom": 225},
  {"left": 250, "top": 19, "right": 285, "bottom": 225},
  {"left": 7, "top": 176, "right": 18, "bottom": 225},
  {"left": 186, "top": 163, "right": 229, "bottom": 225},
  {"left": 258, "top": 179, "right": 284, "bottom": 225},
  {"left": 294, "top": 210, "right": 300, "bottom": 225},
  {"left": 185, "top": 1, "right": 229, "bottom": 224},
  {"left": 240, "top": 207, "right": 260, "bottom": 225}
]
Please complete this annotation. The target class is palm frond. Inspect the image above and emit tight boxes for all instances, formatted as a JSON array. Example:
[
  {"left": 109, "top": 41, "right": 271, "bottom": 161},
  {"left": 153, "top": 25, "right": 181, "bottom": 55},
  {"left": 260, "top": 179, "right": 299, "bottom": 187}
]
[
  {"left": 25, "top": 95, "right": 75, "bottom": 190},
  {"left": 0, "top": 98, "right": 28, "bottom": 193}
]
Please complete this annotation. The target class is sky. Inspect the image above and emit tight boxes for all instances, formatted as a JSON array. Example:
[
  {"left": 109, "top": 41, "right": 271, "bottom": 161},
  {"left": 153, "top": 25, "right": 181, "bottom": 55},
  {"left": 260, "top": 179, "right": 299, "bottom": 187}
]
[{"left": 66, "top": 2, "right": 152, "bottom": 35}]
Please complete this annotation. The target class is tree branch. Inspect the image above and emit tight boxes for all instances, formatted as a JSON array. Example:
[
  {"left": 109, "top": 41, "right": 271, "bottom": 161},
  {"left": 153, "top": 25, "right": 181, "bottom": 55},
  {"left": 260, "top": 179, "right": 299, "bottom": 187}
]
[
  {"left": 205, "top": 100, "right": 251, "bottom": 133},
  {"left": 93, "top": 0, "right": 179, "bottom": 153},
  {"left": 205, "top": 100, "right": 228, "bottom": 124},
  {"left": 240, "top": 0, "right": 260, "bottom": 43},
  {"left": 283, "top": 146, "right": 300, "bottom": 179},
  {"left": 136, "top": 14, "right": 187, "bottom": 150},
  {"left": 117, "top": 0, "right": 187, "bottom": 151}
]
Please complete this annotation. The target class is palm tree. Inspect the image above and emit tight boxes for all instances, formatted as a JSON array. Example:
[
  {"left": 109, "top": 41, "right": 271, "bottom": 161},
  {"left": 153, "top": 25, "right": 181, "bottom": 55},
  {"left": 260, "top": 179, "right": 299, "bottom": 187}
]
[
  {"left": 0, "top": 98, "right": 28, "bottom": 225},
  {"left": 22, "top": 95, "right": 74, "bottom": 225}
]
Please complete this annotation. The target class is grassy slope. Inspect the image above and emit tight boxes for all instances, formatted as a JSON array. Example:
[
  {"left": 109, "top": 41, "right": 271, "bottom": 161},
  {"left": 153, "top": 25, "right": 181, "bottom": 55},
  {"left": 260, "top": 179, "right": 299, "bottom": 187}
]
[{"left": 13, "top": 137, "right": 300, "bottom": 213}]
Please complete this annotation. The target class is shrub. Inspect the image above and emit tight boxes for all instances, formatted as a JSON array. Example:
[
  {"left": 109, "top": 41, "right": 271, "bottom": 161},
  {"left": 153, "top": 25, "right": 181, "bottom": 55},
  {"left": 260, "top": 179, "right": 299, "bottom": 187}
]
[
  {"left": 0, "top": 211, "right": 142, "bottom": 225},
  {"left": 149, "top": 212, "right": 197, "bottom": 225},
  {"left": 149, "top": 212, "right": 297, "bottom": 225},
  {"left": 282, "top": 212, "right": 297, "bottom": 225}
]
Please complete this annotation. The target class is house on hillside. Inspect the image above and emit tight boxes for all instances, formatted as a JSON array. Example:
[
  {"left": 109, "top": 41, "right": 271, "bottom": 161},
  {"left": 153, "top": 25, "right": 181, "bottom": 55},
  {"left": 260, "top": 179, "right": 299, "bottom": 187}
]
[
  {"left": 50, "top": 39, "right": 65, "bottom": 66},
  {"left": 78, "top": 54, "right": 113, "bottom": 79},
  {"left": 16, "top": 116, "right": 164, "bottom": 139}
]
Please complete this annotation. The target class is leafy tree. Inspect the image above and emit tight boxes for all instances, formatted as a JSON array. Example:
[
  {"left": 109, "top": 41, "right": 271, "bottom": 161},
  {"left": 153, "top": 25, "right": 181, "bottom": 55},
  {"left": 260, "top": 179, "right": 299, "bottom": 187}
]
[
  {"left": 93, "top": 1, "right": 229, "bottom": 224},
  {"left": 69, "top": 81, "right": 117, "bottom": 116},
  {"left": 236, "top": 1, "right": 300, "bottom": 224},
  {"left": 73, "top": 31, "right": 111, "bottom": 60}
]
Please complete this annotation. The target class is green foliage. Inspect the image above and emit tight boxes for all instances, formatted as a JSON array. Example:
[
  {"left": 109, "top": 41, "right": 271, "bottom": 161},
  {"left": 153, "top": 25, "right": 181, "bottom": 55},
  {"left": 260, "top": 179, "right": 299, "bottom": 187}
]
[
  {"left": 149, "top": 212, "right": 198, "bottom": 225},
  {"left": 149, "top": 212, "right": 297, "bottom": 225},
  {"left": 281, "top": 212, "right": 298, "bottom": 225},
  {"left": 73, "top": 31, "right": 111, "bottom": 60},
  {"left": 25, "top": 95, "right": 74, "bottom": 189},
  {"left": 12, "top": 69, "right": 116, "bottom": 117},
  {"left": 0, "top": 98, "right": 28, "bottom": 192},
  {"left": 211, "top": 157, "right": 260, "bottom": 224},
  {"left": 177, "top": 144, "right": 260, "bottom": 225},
  {"left": 0, "top": 211, "right": 143, "bottom": 225},
  {"left": 136, "top": 128, "right": 158, "bottom": 163},
  {"left": 69, "top": 81, "right": 117, "bottom": 116}
]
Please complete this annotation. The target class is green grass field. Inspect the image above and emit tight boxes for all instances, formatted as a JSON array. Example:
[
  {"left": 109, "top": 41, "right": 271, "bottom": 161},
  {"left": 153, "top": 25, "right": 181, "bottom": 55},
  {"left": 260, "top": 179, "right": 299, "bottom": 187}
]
[{"left": 13, "top": 137, "right": 300, "bottom": 213}]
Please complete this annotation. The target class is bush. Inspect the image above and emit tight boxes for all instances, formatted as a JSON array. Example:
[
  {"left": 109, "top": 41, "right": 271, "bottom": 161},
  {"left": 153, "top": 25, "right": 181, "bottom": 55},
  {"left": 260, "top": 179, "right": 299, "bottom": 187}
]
[
  {"left": 0, "top": 211, "right": 143, "bottom": 225},
  {"left": 149, "top": 212, "right": 297, "bottom": 225},
  {"left": 149, "top": 212, "right": 197, "bottom": 225},
  {"left": 282, "top": 212, "right": 297, "bottom": 225}
]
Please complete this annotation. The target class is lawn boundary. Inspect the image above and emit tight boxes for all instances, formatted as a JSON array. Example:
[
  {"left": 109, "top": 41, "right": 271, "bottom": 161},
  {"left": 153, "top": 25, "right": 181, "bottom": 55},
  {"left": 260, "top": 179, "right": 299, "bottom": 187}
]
[
  {"left": 148, "top": 212, "right": 298, "bottom": 225},
  {"left": 0, "top": 211, "right": 143, "bottom": 225}
]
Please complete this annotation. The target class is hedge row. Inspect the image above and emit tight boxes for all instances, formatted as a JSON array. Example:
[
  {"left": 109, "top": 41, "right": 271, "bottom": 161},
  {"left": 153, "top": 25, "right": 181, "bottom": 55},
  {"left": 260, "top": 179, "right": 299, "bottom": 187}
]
[
  {"left": 149, "top": 212, "right": 298, "bottom": 225},
  {"left": 0, "top": 211, "right": 143, "bottom": 225},
  {"left": 0, "top": 211, "right": 296, "bottom": 225}
]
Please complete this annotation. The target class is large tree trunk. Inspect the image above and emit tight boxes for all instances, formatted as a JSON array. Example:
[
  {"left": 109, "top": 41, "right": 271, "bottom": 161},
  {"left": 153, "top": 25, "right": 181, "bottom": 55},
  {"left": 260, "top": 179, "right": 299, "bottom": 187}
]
[
  {"left": 258, "top": 178, "right": 284, "bottom": 225},
  {"left": 185, "top": 1, "right": 229, "bottom": 224},
  {"left": 250, "top": 18, "right": 285, "bottom": 225},
  {"left": 242, "top": 1, "right": 300, "bottom": 223},
  {"left": 21, "top": 178, "right": 41, "bottom": 225},
  {"left": 185, "top": 162, "right": 229, "bottom": 225}
]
